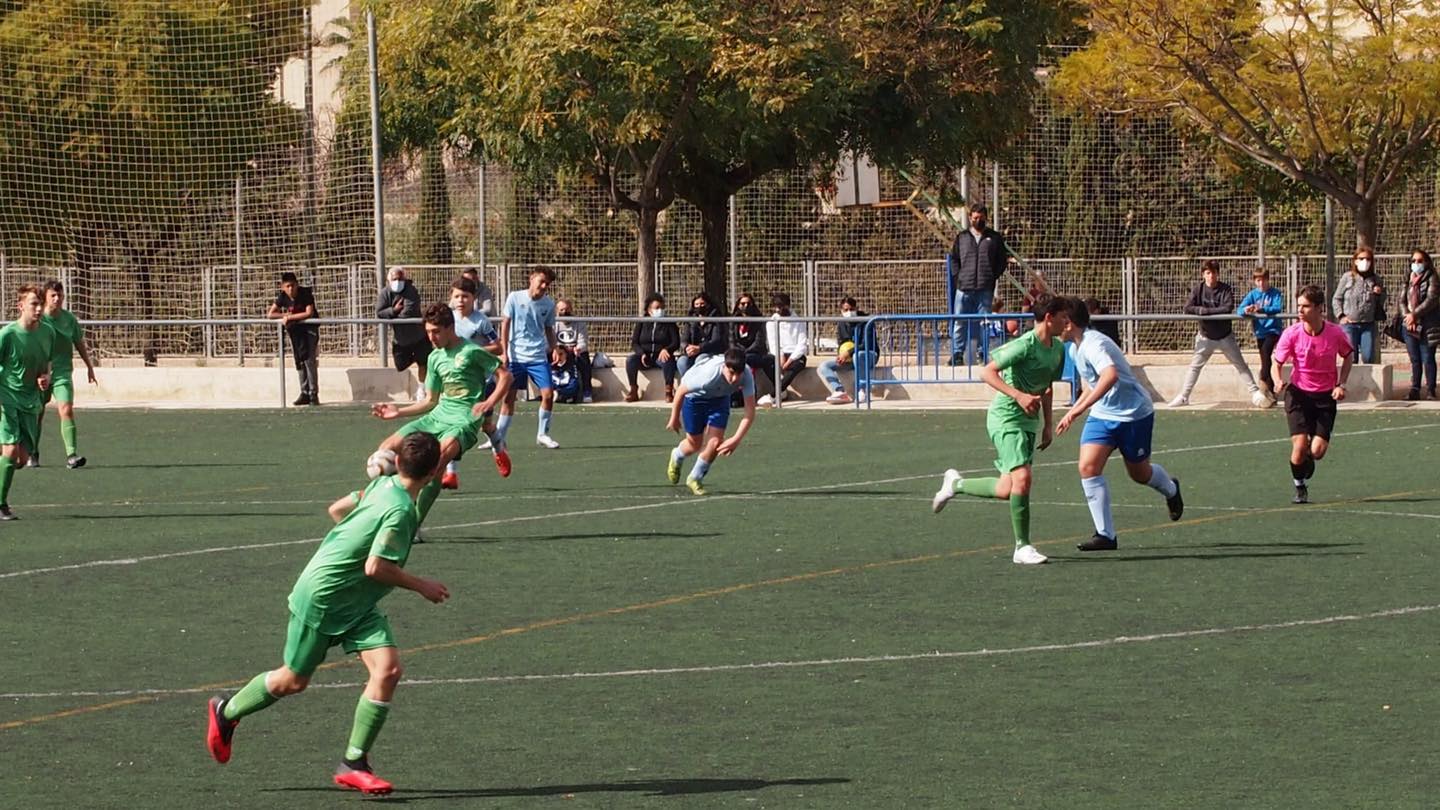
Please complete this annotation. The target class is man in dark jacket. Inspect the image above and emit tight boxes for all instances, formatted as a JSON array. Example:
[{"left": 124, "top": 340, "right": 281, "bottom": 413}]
[
  {"left": 377, "top": 268, "right": 429, "bottom": 399},
  {"left": 677, "top": 291, "right": 727, "bottom": 378},
  {"left": 948, "top": 203, "right": 1009, "bottom": 366},
  {"left": 1169, "top": 260, "right": 1264, "bottom": 408}
]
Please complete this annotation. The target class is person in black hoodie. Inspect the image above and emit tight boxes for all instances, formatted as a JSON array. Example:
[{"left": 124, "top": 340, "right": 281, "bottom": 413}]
[
  {"left": 625, "top": 293, "right": 680, "bottom": 402},
  {"left": 677, "top": 291, "right": 728, "bottom": 378},
  {"left": 1169, "top": 260, "right": 1264, "bottom": 408}
]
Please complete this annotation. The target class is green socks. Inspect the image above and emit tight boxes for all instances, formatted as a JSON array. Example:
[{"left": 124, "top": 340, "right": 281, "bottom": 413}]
[
  {"left": 345, "top": 698, "right": 391, "bottom": 761},
  {"left": 0, "top": 455, "right": 15, "bottom": 506},
  {"left": 1009, "top": 493, "right": 1031, "bottom": 548},
  {"left": 61, "top": 419, "right": 77, "bottom": 456},
  {"left": 416, "top": 477, "right": 442, "bottom": 524},
  {"left": 222, "top": 671, "right": 281, "bottom": 721},
  {"left": 958, "top": 477, "right": 1000, "bottom": 499}
]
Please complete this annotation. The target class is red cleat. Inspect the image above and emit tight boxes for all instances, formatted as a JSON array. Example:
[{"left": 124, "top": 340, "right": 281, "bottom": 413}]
[
  {"left": 440, "top": 471, "right": 459, "bottom": 490},
  {"left": 334, "top": 762, "right": 393, "bottom": 795},
  {"left": 493, "top": 449, "right": 511, "bottom": 478},
  {"left": 206, "top": 696, "right": 237, "bottom": 764}
]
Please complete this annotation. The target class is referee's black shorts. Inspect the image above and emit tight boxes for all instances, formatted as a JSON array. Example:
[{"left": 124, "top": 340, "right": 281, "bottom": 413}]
[{"left": 1284, "top": 385, "right": 1336, "bottom": 439}]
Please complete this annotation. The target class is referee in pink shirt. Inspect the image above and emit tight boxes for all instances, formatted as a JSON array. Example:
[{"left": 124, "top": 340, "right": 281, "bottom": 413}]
[{"left": 1272, "top": 285, "right": 1354, "bottom": 504}]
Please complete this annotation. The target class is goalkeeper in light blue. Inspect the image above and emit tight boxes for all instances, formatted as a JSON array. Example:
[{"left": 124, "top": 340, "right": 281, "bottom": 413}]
[
  {"left": 1055, "top": 297, "right": 1184, "bottom": 551},
  {"left": 665, "top": 348, "right": 757, "bottom": 495}
]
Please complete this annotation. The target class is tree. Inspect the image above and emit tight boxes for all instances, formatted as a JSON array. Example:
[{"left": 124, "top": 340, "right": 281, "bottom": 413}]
[{"left": 1053, "top": 0, "right": 1440, "bottom": 249}]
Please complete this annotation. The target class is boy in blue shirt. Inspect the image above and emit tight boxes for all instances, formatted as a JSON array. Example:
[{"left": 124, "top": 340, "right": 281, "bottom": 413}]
[
  {"left": 1236, "top": 267, "right": 1285, "bottom": 404},
  {"left": 497, "top": 267, "right": 562, "bottom": 449},
  {"left": 665, "top": 348, "right": 758, "bottom": 495},
  {"left": 1055, "top": 297, "right": 1184, "bottom": 551},
  {"left": 442, "top": 277, "right": 510, "bottom": 490}
]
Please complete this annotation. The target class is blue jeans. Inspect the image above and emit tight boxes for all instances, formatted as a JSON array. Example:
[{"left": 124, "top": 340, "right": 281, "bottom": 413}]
[
  {"left": 1343, "top": 322, "right": 1379, "bottom": 364},
  {"left": 1402, "top": 328, "right": 1437, "bottom": 393},
  {"left": 819, "top": 351, "right": 877, "bottom": 395},
  {"left": 950, "top": 288, "right": 994, "bottom": 364}
]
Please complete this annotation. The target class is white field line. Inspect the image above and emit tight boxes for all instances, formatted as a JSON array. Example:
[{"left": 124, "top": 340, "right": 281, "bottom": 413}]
[
  {"left": 3, "top": 603, "right": 1433, "bottom": 701},
  {"left": 2, "top": 422, "right": 1435, "bottom": 581}
]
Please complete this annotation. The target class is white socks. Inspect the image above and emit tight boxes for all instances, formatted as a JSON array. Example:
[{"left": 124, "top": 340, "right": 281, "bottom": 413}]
[{"left": 1081, "top": 475, "right": 1114, "bottom": 539}]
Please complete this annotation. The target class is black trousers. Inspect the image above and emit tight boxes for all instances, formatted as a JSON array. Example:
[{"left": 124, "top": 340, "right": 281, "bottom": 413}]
[
  {"left": 1257, "top": 334, "right": 1279, "bottom": 389},
  {"left": 289, "top": 330, "right": 319, "bottom": 397}
]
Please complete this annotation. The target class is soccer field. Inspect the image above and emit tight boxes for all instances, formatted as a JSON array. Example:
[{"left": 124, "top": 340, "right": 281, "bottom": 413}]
[{"left": 2, "top": 405, "right": 1437, "bottom": 808}]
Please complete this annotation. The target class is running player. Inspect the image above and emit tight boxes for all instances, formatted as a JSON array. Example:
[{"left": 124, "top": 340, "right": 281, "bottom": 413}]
[
  {"left": 441, "top": 277, "right": 507, "bottom": 489},
  {"left": 0, "top": 285, "right": 52, "bottom": 519},
  {"left": 370, "top": 304, "right": 510, "bottom": 529},
  {"left": 37, "top": 281, "right": 97, "bottom": 469},
  {"left": 205, "top": 431, "right": 449, "bottom": 796},
  {"left": 931, "top": 293, "right": 1069, "bottom": 565},
  {"left": 1272, "top": 284, "right": 1353, "bottom": 504},
  {"left": 496, "top": 266, "right": 562, "bottom": 449},
  {"left": 665, "top": 347, "right": 758, "bottom": 495},
  {"left": 1055, "top": 297, "right": 1183, "bottom": 551}
]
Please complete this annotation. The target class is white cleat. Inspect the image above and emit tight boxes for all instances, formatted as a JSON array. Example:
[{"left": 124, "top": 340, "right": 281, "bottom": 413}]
[
  {"left": 477, "top": 438, "right": 493, "bottom": 451},
  {"left": 1012, "top": 544, "right": 1048, "bottom": 565},
  {"left": 535, "top": 434, "right": 560, "bottom": 449},
  {"left": 932, "top": 469, "right": 962, "bottom": 513},
  {"left": 1167, "top": 395, "right": 1189, "bottom": 408}
]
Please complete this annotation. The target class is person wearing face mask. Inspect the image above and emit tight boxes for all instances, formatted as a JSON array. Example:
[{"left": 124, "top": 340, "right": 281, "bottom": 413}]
[
  {"left": 758, "top": 292, "right": 810, "bottom": 405},
  {"left": 818, "top": 296, "right": 875, "bottom": 405},
  {"left": 947, "top": 202, "right": 1010, "bottom": 367},
  {"left": 625, "top": 293, "right": 680, "bottom": 402},
  {"left": 376, "top": 268, "right": 430, "bottom": 400},
  {"left": 554, "top": 298, "right": 593, "bottom": 404},
  {"left": 676, "top": 291, "right": 727, "bottom": 378},
  {"left": 1399, "top": 249, "right": 1440, "bottom": 400},
  {"left": 1331, "top": 248, "right": 1387, "bottom": 364}
]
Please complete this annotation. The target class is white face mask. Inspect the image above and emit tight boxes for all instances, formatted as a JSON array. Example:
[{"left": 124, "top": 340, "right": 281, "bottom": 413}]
[
  {"left": 841, "top": 309, "right": 855, "bottom": 318},
  {"left": 389, "top": 279, "right": 404, "bottom": 293},
  {"left": 1355, "top": 259, "right": 1371, "bottom": 272},
  {"left": 1412, "top": 262, "right": 1425, "bottom": 275},
  {"left": 651, "top": 308, "right": 665, "bottom": 318}
]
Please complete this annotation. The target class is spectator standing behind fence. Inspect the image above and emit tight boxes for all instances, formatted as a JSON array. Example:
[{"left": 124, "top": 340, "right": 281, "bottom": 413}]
[
  {"left": 948, "top": 202, "right": 1009, "bottom": 366},
  {"left": 1169, "top": 260, "right": 1266, "bottom": 408},
  {"left": 1235, "top": 268, "right": 1285, "bottom": 402},
  {"left": 819, "top": 297, "right": 875, "bottom": 405},
  {"left": 1400, "top": 249, "right": 1439, "bottom": 400},
  {"left": 625, "top": 293, "right": 680, "bottom": 402},
  {"left": 677, "top": 291, "right": 727, "bottom": 378},
  {"left": 554, "top": 298, "right": 593, "bottom": 403},
  {"left": 460, "top": 268, "right": 495, "bottom": 316},
  {"left": 268, "top": 272, "right": 320, "bottom": 406},
  {"left": 758, "top": 292, "right": 810, "bottom": 405},
  {"left": 377, "top": 268, "right": 429, "bottom": 401},
  {"left": 1332, "top": 247, "right": 1387, "bottom": 364}
]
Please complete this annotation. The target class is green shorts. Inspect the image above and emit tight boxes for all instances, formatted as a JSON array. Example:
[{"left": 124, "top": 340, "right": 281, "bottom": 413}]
[
  {"left": 990, "top": 428, "right": 1037, "bottom": 473},
  {"left": 396, "top": 412, "right": 479, "bottom": 457},
  {"left": 43, "top": 374, "right": 74, "bottom": 405},
  {"left": 283, "top": 609, "right": 396, "bottom": 678},
  {"left": 0, "top": 405, "right": 40, "bottom": 454}
]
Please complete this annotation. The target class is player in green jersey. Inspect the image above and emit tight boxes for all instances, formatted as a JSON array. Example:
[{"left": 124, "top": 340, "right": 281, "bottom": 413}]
[
  {"left": 370, "top": 303, "right": 511, "bottom": 532},
  {"left": 206, "top": 431, "right": 448, "bottom": 796},
  {"left": 0, "top": 284, "right": 53, "bottom": 520},
  {"left": 931, "top": 293, "right": 1070, "bottom": 565},
  {"left": 37, "top": 281, "right": 97, "bottom": 469}
]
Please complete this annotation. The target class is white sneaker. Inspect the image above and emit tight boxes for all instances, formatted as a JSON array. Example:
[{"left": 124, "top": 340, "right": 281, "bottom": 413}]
[
  {"left": 1250, "top": 390, "right": 1272, "bottom": 408},
  {"left": 536, "top": 434, "right": 560, "bottom": 449},
  {"left": 932, "top": 469, "right": 962, "bottom": 513},
  {"left": 757, "top": 394, "right": 775, "bottom": 406},
  {"left": 857, "top": 389, "right": 869, "bottom": 404},
  {"left": 1167, "top": 395, "right": 1189, "bottom": 408},
  {"left": 582, "top": 394, "right": 593, "bottom": 404},
  {"left": 477, "top": 438, "right": 493, "bottom": 451},
  {"left": 1012, "top": 544, "right": 1048, "bottom": 565},
  {"left": 825, "top": 391, "right": 852, "bottom": 404}
]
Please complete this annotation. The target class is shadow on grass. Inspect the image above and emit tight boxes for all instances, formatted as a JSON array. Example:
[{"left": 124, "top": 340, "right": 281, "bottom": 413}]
[
  {"left": 94, "top": 462, "right": 280, "bottom": 469},
  {"left": 1052, "top": 548, "right": 1359, "bottom": 563},
  {"left": 61, "top": 510, "right": 312, "bottom": 520},
  {"left": 436, "top": 531, "right": 721, "bottom": 545},
  {"left": 265, "top": 776, "right": 850, "bottom": 802}
]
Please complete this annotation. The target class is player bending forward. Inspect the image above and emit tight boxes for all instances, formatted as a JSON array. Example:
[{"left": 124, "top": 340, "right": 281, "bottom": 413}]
[
  {"left": 372, "top": 304, "right": 511, "bottom": 530},
  {"left": 665, "top": 348, "right": 758, "bottom": 495},
  {"left": 1272, "top": 285, "right": 1353, "bottom": 504},
  {"left": 1055, "top": 297, "right": 1184, "bottom": 551},
  {"left": 206, "top": 432, "right": 450, "bottom": 796},
  {"left": 932, "top": 294, "right": 1069, "bottom": 565}
]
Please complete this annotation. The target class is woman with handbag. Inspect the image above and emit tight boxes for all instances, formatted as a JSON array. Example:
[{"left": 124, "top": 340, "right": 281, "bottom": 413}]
[
  {"left": 1400, "top": 249, "right": 1440, "bottom": 400},
  {"left": 1331, "top": 247, "right": 1387, "bottom": 363}
]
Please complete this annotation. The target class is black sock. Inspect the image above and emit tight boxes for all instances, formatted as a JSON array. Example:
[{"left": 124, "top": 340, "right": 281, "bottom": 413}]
[
  {"left": 1300, "top": 457, "right": 1315, "bottom": 480},
  {"left": 343, "top": 755, "right": 371, "bottom": 771}
]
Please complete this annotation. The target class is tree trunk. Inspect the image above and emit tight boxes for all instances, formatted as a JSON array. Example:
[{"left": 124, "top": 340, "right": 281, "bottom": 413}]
[
  {"left": 636, "top": 207, "right": 659, "bottom": 312},
  {"left": 696, "top": 195, "right": 729, "bottom": 303},
  {"left": 1354, "top": 198, "right": 1379, "bottom": 251}
]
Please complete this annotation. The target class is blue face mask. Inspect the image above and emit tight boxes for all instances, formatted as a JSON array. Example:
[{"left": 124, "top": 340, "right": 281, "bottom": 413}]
[{"left": 1413, "top": 262, "right": 1425, "bottom": 275}]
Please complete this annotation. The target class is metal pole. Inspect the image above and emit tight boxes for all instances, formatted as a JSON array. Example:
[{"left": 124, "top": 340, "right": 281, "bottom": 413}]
[
  {"left": 727, "top": 194, "right": 738, "bottom": 303},
  {"left": 278, "top": 320, "right": 287, "bottom": 408},
  {"left": 1324, "top": 196, "right": 1336, "bottom": 300},
  {"left": 477, "top": 161, "right": 487, "bottom": 277},
  {"left": 989, "top": 161, "right": 1000, "bottom": 229},
  {"left": 1257, "top": 202, "right": 1266, "bottom": 268},
  {"left": 367, "top": 9, "right": 387, "bottom": 342},
  {"left": 235, "top": 174, "right": 245, "bottom": 365},
  {"left": 959, "top": 165, "right": 969, "bottom": 201},
  {"left": 303, "top": 6, "right": 317, "bottom": 275}
]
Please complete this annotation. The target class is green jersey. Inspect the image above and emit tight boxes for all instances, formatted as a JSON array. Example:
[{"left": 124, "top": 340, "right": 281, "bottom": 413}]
[
  {"left": 425, "top": 339, "right": 502, "bottom": 424},
  {"left": 0, "top": 322, "right": 54, "bottom": 413},
  {"left": 42, "top": 309, "right": 82, "bottom": 376},
  {"left": 288, "top": 476, "right": 419, "bottom": 634},
  {"left": 985, "top": 329, "right": 1065, "bottom": 434}
]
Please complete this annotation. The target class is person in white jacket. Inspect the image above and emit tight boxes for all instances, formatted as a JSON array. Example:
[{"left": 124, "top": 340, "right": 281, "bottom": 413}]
[{"left": 758, "top": 292, "right": 809, "bottom": 405}]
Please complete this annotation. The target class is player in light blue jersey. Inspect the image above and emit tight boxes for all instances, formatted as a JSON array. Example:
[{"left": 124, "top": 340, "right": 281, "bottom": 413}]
[
  {"left": 665, "top": 348, "right": 757, "bottom": 495},
  {"left": 1056, "top": 297, "right": 1183, "bottom": 551},
  {"left": 497, "top": 267, "right": 562, "bottom": 449},
  {"left": 441, "top": 277, "right": 509, "bottom": 490}
]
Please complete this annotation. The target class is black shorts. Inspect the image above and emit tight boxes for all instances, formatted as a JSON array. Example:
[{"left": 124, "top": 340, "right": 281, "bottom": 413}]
[
  {"left": 393, "top": 340, "right": 433, "bottom": 373},
  {"left": 1285, "top": 386, "right": 1336, "bottom": 439}
]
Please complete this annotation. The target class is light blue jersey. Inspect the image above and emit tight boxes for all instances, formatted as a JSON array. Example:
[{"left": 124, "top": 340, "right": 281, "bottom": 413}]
[
  {"left": 502, "top": 290, "right": 555, "bottom": 364},
  {"left": 682, "top": 354, "right": 754, "bottom": 400},
  {"left": 455, "top": 308, "right": 498, "bottom": 347},
  {"left": 1071, "top": 329, "right": 1153, "bottom": 422}
]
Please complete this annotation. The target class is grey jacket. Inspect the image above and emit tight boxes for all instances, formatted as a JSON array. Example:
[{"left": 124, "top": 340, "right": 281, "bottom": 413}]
[
  {"left": 949, "top": 227, "right": 1009, "bottom": 292},
  {"left": 1331, "top": 272, "right": 1387, "bottom": 324},
  {"left": 376, "top": 281, "right": 425, "bottom": 346}
]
